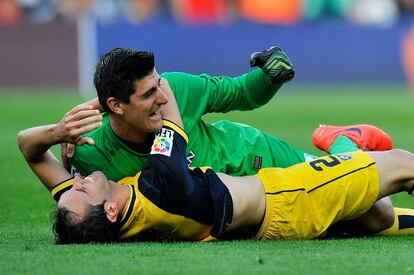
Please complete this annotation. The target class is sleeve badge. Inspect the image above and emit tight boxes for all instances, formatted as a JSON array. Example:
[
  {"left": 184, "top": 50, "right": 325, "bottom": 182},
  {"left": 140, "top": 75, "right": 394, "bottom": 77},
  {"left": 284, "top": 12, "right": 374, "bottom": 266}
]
[{"left": 150, "top": 128, "right": 174, "bottom": 157}]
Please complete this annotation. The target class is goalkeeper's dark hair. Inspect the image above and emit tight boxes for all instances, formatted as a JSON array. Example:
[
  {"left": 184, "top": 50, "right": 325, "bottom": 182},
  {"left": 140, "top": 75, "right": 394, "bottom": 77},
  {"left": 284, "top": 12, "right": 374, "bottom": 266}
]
[
  {"left": 94, "top": 47, "right": 155, "bottom": 113},
  {"left": 53, "top": 201, "right": 120, "bottom": 244}
]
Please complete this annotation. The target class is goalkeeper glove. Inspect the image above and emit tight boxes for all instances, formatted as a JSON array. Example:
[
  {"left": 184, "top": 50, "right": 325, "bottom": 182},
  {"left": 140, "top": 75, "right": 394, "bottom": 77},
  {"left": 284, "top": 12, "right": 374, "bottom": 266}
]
[{"left": 250, "top": 46, "right": 295, "bottom": 84}]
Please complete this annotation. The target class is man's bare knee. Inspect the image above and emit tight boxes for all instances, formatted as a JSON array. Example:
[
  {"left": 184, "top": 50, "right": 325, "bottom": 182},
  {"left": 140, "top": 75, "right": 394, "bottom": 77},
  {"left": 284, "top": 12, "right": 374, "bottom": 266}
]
[
  {"left": 388, "top": 149, "right": 414, "bottom": 162},
  {"left": 369, "top": 149, "right": 414, "bottom": 197},
  {"left": 371, "top": 149, "right": 414, "bottom": 166}
]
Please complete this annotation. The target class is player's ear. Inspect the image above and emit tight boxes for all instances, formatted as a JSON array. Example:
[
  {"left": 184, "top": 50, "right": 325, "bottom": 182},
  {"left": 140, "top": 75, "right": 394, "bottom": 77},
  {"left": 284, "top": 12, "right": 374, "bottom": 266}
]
[
  {"left": 104, "top": 201, "right": 118, "bottom": 223},
  {"left": 107, "top": 97, "right": 124, "bottom": 115}
]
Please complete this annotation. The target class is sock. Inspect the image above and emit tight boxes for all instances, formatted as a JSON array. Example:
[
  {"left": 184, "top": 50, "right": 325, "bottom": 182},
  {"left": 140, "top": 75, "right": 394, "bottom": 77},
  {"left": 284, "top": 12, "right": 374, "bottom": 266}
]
[
  {"left": 328, "top": 136, "right": 360, "bottom": 154},
  {"left": 378, "top": 207, "right": 414, "bottom": 236}
]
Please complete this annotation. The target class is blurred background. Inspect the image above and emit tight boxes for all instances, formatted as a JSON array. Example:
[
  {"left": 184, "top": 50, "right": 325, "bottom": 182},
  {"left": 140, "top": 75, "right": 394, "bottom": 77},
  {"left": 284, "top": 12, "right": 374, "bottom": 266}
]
[
  {"left": 1, "top": 3, "right": 414, "bottom": 256},
  {"left": 2, "top": 3, "right": 414, "bottom": 271},
  {"left": 1, "top": 0, "right": 414, "bottom": 95}
]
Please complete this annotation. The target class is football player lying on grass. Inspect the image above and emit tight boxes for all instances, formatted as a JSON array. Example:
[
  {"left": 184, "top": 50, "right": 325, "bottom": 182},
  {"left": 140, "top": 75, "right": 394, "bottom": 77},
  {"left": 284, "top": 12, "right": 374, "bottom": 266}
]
[
  {"left": 17, "top": 80, "right": 414, "bottom": 244},
  {"left": 60, "top": 46, "right": 412, "bottom": 236}
]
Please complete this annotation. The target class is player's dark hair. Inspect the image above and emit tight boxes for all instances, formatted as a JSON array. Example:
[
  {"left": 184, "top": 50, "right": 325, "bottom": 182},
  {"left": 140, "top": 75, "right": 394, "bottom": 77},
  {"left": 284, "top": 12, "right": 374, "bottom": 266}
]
[
  {"left": 53, "top": 201, "right": 120, "bottom": 244},
  {"left": 94, "top": 47, "right": 155, "bottom": 113}
]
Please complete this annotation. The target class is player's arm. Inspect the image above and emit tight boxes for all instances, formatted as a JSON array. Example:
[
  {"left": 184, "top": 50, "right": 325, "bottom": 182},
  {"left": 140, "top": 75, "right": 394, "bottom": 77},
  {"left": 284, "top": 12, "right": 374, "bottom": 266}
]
[
  {"left": 159, "top": 78, "right": 183, "bottom": 128},
  {"left": 145, "top": 79, "right": 221, "bottom": 226},
  {"left": 165, "top": 46, "right": 294, "bottom": 118},
  {"left": 17, "top": 105, "right": 102, "bottom": 190},
  {"left": 231, "top": 45, "right": 295, "bottom": 109}
]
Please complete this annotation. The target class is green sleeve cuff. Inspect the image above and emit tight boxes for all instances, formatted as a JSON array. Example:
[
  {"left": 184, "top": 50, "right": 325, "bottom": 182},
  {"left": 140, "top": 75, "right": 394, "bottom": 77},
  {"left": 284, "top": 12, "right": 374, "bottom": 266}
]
[{"left": 240, "top": 68, "right": 283, "bottom": 108}]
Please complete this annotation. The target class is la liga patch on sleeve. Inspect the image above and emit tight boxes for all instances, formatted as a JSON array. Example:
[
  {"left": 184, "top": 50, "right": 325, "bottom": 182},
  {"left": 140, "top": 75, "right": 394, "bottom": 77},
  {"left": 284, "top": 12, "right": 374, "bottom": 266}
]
[{"left": 150, "top": 128, "right": 174, "bottom": 157}]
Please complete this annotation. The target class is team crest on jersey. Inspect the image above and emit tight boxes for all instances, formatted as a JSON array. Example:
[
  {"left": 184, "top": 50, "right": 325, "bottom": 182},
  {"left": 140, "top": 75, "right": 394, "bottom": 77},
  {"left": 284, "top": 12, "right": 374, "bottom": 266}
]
[
  {"left": 337, "top": 153, "right": 353, "bottom": 161},
  {"left": 151, "top": 128, "right": 174, "bottom": 157}
]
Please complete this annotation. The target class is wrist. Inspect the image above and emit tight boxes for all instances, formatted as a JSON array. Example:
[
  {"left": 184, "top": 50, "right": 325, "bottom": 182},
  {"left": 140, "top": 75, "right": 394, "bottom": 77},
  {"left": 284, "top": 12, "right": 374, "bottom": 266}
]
[{"left": 49, "top": 123, "right": 65, "bottom": 145}]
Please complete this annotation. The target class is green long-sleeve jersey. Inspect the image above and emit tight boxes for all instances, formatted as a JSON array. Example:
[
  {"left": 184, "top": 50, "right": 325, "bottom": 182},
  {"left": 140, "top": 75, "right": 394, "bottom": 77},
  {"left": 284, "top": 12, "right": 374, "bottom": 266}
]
[{"left": 71, "top": 69, "right": 309, "bottom": 181}]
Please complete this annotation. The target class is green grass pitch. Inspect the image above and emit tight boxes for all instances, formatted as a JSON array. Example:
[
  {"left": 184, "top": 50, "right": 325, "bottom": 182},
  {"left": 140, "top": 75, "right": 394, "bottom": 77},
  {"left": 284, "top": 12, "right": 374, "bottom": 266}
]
[{"left": 1, "top": 86, "right": 413, "bottom": 274}]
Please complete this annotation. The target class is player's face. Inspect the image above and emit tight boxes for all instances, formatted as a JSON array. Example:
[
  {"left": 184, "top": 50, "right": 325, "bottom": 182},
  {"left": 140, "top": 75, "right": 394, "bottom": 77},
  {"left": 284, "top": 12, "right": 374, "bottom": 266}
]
[
  {"left": 122, "top": 70, "right": 169, "bottom": 135},
  {"left": 57, "top": 172, "right": 112, "bottom": 222}
]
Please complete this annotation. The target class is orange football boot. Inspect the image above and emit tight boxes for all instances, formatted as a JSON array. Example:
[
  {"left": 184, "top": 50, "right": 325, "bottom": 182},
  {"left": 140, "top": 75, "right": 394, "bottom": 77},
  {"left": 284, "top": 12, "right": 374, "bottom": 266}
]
[{"left": 312, "top": 124, "right": 393, "bottom": 153}]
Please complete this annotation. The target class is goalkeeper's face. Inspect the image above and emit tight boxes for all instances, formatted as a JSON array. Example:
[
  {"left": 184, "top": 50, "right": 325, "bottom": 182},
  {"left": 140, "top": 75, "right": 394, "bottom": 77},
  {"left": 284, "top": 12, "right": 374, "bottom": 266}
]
[{"left": 121, "top": 70, "right": 169, "bottom": 136}]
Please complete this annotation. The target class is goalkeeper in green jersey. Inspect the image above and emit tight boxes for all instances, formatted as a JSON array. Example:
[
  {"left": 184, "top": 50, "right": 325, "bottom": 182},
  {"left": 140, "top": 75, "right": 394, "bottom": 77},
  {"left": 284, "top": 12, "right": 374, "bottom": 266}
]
[
  {"left": 66, "top": 46, "right": 390, "bottom": 183},
  {"left": 67, "top": 46, "right": 309, "bottom": 181}
]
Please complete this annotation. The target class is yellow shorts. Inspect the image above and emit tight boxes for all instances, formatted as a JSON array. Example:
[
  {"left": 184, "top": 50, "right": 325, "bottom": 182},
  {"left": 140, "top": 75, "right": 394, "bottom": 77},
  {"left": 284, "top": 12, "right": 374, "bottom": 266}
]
[{"left": 255, "top": 151, "right": 380, "bottom": 240}]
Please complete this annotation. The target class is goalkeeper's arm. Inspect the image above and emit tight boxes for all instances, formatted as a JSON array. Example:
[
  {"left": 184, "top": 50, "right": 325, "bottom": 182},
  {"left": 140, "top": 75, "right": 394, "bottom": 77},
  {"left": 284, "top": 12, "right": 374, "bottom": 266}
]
[{"left": 233, "top": 46, "right": 295, "bottom": 108}]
